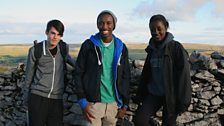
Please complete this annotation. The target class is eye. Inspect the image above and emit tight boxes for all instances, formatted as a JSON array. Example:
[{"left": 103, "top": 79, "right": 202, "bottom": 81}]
[
  {"left": 157, "top": 27, "right": 162, "bottom": 31},
  {"left": 50, "top": 31, "right": 60, "bottom": 36},
  {"left": 50, "top": 32, "right": 56, "bottom": 35},
  {"left": 98, "top": 22, "right": 103, "bottom": 25},
  {"left": 107, "top": 21, "right": 112, "bottom": 25},
  {"left": 150, "top": 27, "right": 156, "bottom": 32}
]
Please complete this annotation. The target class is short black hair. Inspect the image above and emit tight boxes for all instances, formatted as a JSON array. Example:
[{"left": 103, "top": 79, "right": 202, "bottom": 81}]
[
  {"left": 46, "top": 19, "right": 64, "bottom": 37},
  {"left": 149, "top": 14, "right": 169, "bottom": 29}
]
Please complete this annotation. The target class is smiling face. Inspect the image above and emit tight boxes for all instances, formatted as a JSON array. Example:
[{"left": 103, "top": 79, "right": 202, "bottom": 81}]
[
  {"left": 149, "top": 20, "right": 167, "bottom": 42},
  {"left": 46, "top": 26, "right": 62, "bottom": 49},
  {"left": 97, "top": 13, "right": 114, "bottom": 43}
]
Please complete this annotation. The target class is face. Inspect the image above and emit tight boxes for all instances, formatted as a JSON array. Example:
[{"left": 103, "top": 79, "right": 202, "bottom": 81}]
[
  {"left": 46, "top": 27, "right": 62, "bottom": 48},
  {"left": 149, "top": 21, "right": 167, "bottom": 42},
  {"left": 97, "top": 14, "right": 114, "bottom": 43}
]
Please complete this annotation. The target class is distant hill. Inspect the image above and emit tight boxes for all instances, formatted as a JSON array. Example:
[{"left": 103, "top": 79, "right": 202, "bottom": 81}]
[{"left": 183, "top": 43, "right": 224, "bottom": 51}]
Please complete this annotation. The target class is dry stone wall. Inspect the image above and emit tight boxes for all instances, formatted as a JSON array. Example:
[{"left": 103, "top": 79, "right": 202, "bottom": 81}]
[{"left": 0, "top": 51, "right": 224, "bottom": 126}]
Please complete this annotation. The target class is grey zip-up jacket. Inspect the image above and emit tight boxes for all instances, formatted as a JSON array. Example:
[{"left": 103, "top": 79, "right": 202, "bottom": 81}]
[{"left": 25, "top": 40, "right": 65, "bottom": 99}]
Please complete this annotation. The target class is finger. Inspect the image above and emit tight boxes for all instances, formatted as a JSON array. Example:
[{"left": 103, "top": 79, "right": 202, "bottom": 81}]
[
  {"left": 116, "top": 112, "right": 122, "bottom": 119},
  {"left": 115, "top": 113, "right": 119, "bottom": 118},
  {"left": 87, "top": 111, "right": 95, "bottom": 119},
  {"left": 85, "top": 105, "right": 95, "bottom": 119},
  {"left": 85, "top": 113, "right": 92, "bottom": 123}
]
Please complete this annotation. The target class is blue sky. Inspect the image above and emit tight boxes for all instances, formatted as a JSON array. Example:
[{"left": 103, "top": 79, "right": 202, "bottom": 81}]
[{"left": 0, "top": 0, "right": 224, "bottom": 45}]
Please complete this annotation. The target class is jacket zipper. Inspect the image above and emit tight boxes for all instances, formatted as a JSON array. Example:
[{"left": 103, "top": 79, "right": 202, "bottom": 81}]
[{"left": 48, "top": 57, "right": 56, "bottom": 98}]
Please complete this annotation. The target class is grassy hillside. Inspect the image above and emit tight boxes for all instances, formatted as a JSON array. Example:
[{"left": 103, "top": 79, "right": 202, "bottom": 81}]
[
  {"left": 0, "top": 44, "right": 80, "bottom": 73},
  {"left": 0, "top": 43, "right": 223, "bottom": 73},
  {"left": 0, "top": 45, "right": 31, "bottom": 57},
  {"left": 126, "top": 43, "right": 147, "bottom": 60},
  {"left": 183, "top": 43, "right": 224, "bottom": 56}
]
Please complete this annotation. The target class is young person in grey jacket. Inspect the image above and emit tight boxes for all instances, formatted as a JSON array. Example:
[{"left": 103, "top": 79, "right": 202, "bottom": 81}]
[
  {"left": 25, "top": 19, "right": 69, "bottom": 126},
  {"left": 133, "top": 14, "right": 191, "bottom": 126},
  {"left": 74, "top": 10, "right": 130, "bottom": 126}
]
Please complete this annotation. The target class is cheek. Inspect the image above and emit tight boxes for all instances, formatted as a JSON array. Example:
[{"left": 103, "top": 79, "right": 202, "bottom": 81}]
[
  {"left": 162, "top": 32, "right": 166, "bottom": 37},
  {"left": 97, "top": 24, "right": 101, "bottom": 29},
  {"left": 160, "top": 30, "right": 166, "bottom": 36},
  {"left": 48, "top": 35, "right": 55, "bottom": 39}
]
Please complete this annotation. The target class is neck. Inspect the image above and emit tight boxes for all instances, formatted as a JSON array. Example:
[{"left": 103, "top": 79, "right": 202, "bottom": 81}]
[
  {"left": 101, "top": 36, "right": 113, "bottom": 43},
  {"left": 47, "top": 42, "right": 57, "bottom": 49},
  {"left": 101, "top": 37, "right": 112, "bottom": 43}
]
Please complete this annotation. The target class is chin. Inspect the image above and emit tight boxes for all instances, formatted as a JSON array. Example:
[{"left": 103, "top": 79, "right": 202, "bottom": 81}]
[
  {"left": 153, "top": 37, "right": 162, "bottom": 42},
  {"left": 100, "top": 34, "right": 108, "bottom": 38},
  {"left": 102, "top": 32, "right": 112, "bottom": 36},
  {"left": 49, "top": 42, "right": 58, "bottom": 47}
]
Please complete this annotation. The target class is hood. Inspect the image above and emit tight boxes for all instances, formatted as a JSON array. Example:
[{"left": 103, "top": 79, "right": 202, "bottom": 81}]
[
  {"left": 89, "top": 32, "right": 124, "bottom": 66},
  {"left": 147, "top": 32, "right": 174, "bottom": 51},
  {"left": 90, "top": 32, "right": 123, "bottom": 50}
]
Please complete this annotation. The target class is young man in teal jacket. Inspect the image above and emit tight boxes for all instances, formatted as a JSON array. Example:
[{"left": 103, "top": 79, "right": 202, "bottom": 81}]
[{"left": 74, "top": 10, "right": 130, "bottom": 126}]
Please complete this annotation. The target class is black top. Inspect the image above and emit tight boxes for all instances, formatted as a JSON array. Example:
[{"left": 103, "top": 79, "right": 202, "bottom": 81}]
[{"left": 49, "top": 46, "right": 57, "bottom": 57}]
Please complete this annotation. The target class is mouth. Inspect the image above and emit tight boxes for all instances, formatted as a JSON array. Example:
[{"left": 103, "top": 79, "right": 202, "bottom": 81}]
[
  {"left": 50, "top": 40, "right": 59, "bottom": 44},
  {"left": 101, "top": 30, "right": 109, "bottom": 35},
  {"left": 152, "top": 35, "right": 159, "bottom": 39}
]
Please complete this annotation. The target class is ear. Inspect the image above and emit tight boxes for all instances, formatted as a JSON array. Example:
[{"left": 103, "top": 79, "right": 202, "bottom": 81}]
[
  {"left": 97, "top": 23, "right": 100, "bottom": 30},
  {"left": 165, "top": 26, "right": 168, "bottom": 30}
]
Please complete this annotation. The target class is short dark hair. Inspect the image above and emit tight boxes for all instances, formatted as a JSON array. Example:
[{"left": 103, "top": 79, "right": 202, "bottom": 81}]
[
  {"left": 149, "top": 14, "right": 169, "bottom": 29},
  {"left": 46, "top": 19, "right": 64, "bottom": 37}
]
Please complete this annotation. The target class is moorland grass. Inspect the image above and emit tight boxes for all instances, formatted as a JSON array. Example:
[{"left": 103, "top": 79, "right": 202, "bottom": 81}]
[{"left": 0, "top": 43, "right": 223, "bottom": 73}]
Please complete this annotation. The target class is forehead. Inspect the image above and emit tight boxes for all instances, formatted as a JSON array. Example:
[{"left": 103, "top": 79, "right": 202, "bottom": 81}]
[
  {"left": 98, "top": 13, "right": 113, "bottom": 21},
  {"left": 150, "top": 21, "right": 166, "bottom": 28},
  {"left": 48, "top": 27, "right": 59, "bottom": 32},
  {"left": 46, "top": 27, "right": 60, "bottom": 35}
]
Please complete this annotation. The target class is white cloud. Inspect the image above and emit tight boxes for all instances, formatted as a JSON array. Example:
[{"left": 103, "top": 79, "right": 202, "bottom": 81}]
[
  {"left": 213, "top": 0, "right": 224, "bottom": 17},
  {"left": 132, "top": 0, "right": 221, "bottom": 21},
  {"left": 0, "top": 22, "right": 44, "bottom": 35}
]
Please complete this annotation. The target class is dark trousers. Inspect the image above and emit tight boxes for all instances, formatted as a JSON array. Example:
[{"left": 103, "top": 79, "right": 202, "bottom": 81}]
[
  {"left": 133, "top": 93, "right": 177, "bottom": 126},
  {"left": 28, "top": 93, "right": 63, "bottom": 126}
]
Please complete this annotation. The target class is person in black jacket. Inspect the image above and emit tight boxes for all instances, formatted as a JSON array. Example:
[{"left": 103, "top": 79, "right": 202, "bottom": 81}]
[
  {"left": 74, "top": 10, "right": 130, "bottom": 126},
  {"left": 133, "top": 14, "right": 192, "bottom": 126}
]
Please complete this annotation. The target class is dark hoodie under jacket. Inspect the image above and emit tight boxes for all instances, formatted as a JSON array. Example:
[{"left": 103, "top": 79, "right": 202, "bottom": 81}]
[
  {"left": 74, "top": 33, "right": 130, "bottom": 109},
  {"left": 136, "top": 32, "right": 192, "bottom": 115},
  {"left": 147, "top": 32, "right": 174, "bottom": 96}
]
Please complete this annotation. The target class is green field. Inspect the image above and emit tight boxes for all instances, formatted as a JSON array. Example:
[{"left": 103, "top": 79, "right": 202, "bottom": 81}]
[{"left": 0, "top": 43, "right": 224, "bottom": 73}]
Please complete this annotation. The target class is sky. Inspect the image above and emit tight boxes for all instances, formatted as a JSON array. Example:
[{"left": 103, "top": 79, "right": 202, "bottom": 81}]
[{"left": 0, "top": 0, "right": 224, "bottom": 45}]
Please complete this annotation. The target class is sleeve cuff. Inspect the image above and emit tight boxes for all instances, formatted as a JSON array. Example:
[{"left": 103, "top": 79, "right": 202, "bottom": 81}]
[
  {"left": 78, "top": 98, "right": 88, "bottom": 109},
  {"left": 123, "top": 105, "right": 128, "bottom": 109}
]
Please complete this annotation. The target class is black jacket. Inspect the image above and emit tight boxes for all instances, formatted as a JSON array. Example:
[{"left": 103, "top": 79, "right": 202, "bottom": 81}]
[
  {"left": 74, "top": 36, "right": 130, "bottom": 108},
  {"left": 136, "top": 40, "right": 192, "bottom": 114}
]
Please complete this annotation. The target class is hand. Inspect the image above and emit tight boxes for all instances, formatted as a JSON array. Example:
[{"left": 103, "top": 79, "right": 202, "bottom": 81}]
[
  {"left": 116, "top": 108, "right": 127, "bottom": 119},
  {"left": 83, "top": 103, "right": 95, "bottom": 123}
]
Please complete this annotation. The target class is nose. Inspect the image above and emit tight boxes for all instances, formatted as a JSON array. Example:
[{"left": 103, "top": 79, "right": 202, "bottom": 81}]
[
  {"left": 53, "top": 35, "right": 57, "bottom": 39},
  {"left": 102, "top": 23, "right": 107, "bottom": 30},
  {"left": 150, "top": 27, "right": 158, "bottom": 35},
  {"left": 54, "top": 34, "right": 61, "bottom": 39},
  {"left": 151, "top": 30, "right": 158, "bottom": 36},
  {"left": 154, "top": 29, "right": 159, "bottom": 35}
]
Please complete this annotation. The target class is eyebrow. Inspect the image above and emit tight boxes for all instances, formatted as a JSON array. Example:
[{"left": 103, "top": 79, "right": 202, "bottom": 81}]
[{"left": 50, "top": 31, "right": 61, "bottom": 36}]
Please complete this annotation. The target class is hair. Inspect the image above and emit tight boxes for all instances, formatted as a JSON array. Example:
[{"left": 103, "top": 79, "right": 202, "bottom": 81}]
[
  {"left": 149, "top": 14, "right": 169, "bottom": 29},
  {"left": 46, "top": 19, "right": 64, "bottom": 37}
]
